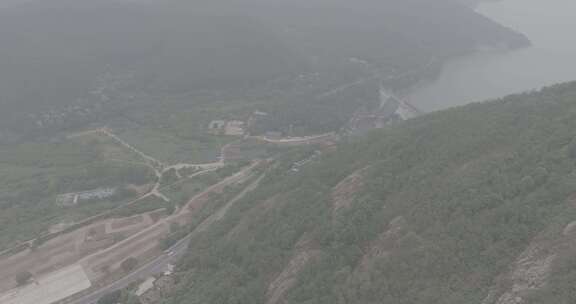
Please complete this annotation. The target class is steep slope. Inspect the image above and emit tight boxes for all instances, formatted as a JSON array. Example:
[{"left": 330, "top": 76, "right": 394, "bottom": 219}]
[{"left": 166, "top": 82, "right": 576, "bottom": 304}]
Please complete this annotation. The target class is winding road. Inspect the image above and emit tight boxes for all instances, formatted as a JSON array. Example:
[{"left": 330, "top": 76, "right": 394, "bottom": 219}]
[
  {"left": 64, "top": 164, "right": 263, "bottom": 304},
  {"left": 66, "top": 236, "right": 190, "bottom": 304}
]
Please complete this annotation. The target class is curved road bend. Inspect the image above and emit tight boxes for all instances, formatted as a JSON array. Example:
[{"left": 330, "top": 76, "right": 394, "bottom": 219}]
[{"left": 66, "top": 237, "right": 190, "bottom": 304}]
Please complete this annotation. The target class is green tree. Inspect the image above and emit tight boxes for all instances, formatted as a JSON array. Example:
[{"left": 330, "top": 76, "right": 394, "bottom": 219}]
[
  {"left": 121, "top": 257, "right": 139, "bottom": 273},
  {"left": 15, "top": 271, "right": 33, "bottom": 286},
  {"left": 97, "top": 290, "right": 122, "bottom": 304}
]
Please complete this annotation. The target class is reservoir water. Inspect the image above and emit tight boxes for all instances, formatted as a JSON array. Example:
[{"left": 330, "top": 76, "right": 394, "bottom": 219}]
[{"left": 407, "top": 0, "right": 576, "bottom": 112}]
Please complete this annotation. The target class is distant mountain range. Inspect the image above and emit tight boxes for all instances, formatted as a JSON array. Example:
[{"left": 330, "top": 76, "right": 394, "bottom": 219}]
[{"left": 0, "top": 0, "right": 528, "bottom": 133}]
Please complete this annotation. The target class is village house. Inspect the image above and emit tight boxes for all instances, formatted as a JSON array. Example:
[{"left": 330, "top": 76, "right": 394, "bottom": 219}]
[
  {"left": 224, "top": 120, "right": 246, "bottom": 136},
  {"left": 208, "top": 120, "right": 246, "bottom": 136},
  {"left": 207, "top": 120, "right": 226, "bottom": 135},
  {"left": 56, "top": 188, "right": 117, "bottom": 207}
]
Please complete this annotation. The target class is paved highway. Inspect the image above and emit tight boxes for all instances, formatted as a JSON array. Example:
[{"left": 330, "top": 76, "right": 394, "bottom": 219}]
[
  {"left": 67, "top": 236, "right": 191, "bottom": 304},
  {"left": 66, "top": 168, "right": 263, "bottom": 304}
]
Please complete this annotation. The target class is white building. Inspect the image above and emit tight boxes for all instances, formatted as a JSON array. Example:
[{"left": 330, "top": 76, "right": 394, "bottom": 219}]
[
  {"left": 224, "top": 121, "right": 246, "bottom": 136},
  {"left": 135, "top": 277, "right": 156, "bottom": 297},
  {"left": 56, "top": 188, "right": 117, "bottom": 206}
]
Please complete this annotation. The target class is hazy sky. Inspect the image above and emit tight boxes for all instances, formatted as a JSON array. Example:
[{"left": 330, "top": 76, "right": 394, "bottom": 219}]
[{"left": 0, "top": 0, "right": 31, "bottom": 8}]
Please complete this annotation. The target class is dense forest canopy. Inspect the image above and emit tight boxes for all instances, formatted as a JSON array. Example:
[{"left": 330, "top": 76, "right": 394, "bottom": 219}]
[{"left": 164, "top": 81, "right": 576, "bottom": 304}]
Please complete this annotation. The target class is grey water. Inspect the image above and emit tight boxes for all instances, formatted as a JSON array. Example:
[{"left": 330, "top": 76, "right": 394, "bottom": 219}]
[{"left": 407, "top": 0, "right": 576, "bottom": 112}]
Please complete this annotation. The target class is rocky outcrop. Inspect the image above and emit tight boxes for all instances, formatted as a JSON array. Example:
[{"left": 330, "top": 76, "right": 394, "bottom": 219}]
[
  {"left": 483, "top": 217, "right": 576, "bottom": 304},
  {"left": 486, "top": 243, "right": 555, "bottom": 304},
  {"left": 354, "top": 216, "right": 424, "bottom": 272},
  {"left": 332, "top": 167, "right": 371, "bottom": 212},
  {"left": 140, "top": 276, "right": 177, "bottom": 304},
  {"left": 266, "top": 235, "right": 322, "bottom": 304},
  {"left": 360, "top": 217, "right": 407, "bottom": 266}
]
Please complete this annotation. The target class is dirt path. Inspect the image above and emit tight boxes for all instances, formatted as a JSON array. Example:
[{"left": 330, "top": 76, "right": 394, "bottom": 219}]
[
  {"left": 196, "top": 174, "right": 264, "bottom": 233},
  {"left": 78, "top": 127, "right": 230, "bottom": 200},
  {"left": 250, "top": 133, "right": 337, "bottom": 145},
  {"left": 62, "top": 164, "right": 266, "bottom": 304},
  {"left": 99, "top": 128, "right": 165, "bottom": 172},
  {"left": 77, "top": 161, "right": 261, "bottom": 267}
]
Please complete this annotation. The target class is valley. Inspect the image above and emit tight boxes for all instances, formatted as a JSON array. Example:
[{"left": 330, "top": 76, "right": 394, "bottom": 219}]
[{"left": 2, "top": 1, "right": 574, "bottom": 304}]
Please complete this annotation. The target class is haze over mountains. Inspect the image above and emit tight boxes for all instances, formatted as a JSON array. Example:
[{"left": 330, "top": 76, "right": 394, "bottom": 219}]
[
  {"left": 8, "top": 1, "right": 576, "bottom": 304},
  {"left": 0, "top": 0, "right": 528, "bottom": 135}
]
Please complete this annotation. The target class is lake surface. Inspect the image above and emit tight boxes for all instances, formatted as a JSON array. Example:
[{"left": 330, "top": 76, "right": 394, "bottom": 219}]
[{"left": 407, "top": 0, "right": 576, "bottom": 112}]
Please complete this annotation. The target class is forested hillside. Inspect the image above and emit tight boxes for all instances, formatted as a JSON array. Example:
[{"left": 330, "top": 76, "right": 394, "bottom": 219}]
[
  {"left": 165, "top": 82, "right": 576, "bottom": 304},
  {"left": 0, "top": 0, "right": 527, "bottom": 136},
  {"left": 0, "top": 0, "right": 304, "bottom": 132}
]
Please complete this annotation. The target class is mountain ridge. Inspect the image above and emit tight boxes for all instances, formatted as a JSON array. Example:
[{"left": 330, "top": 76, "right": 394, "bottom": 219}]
[{"left": 164, "top": 81, "right": 576, "bottom": 304}]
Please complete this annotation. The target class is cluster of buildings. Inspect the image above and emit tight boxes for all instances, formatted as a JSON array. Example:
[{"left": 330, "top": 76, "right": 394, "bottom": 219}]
[
  {"left": 56, "top": 187, "right": 117, "bottom": 207},
  {"left": 208, "top": 110, "right": 275, "bottom": 137},
  {"left": 207, "top": 120, "right": 246, "bottom": 136}
]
